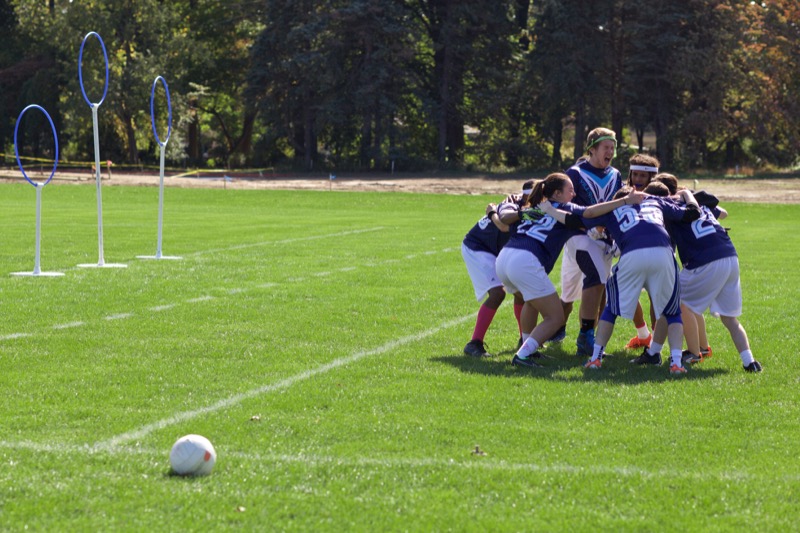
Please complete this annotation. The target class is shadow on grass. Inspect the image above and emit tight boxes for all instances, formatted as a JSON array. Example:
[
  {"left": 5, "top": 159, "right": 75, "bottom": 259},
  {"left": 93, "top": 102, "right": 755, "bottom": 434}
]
[{"left": 432, "top": 343, "right": 729, "bottom": 385}]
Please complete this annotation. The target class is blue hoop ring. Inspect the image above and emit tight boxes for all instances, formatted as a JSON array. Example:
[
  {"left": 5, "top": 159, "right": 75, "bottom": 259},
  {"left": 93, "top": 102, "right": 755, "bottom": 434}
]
[
  {"left": 150, "top": 76, "right": 172, "bottom": 146},
  {"left": 14, "top": 105, "right": 59, "bottom": 187},
  {"left": 78, "top": 31, "right": 110, "bottom": 107}
]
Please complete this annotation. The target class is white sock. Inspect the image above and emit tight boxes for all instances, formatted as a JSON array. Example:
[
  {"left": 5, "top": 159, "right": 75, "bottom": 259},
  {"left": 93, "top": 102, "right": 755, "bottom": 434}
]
[
  {"left": 670, "top": 349, "right": 683, "bottom": 367},
  {"left": 740, "top": 349, "right": 755, "bottom": 366},
  {"left": 648, "top": 341, "right": 663, "bottom": 356},
  {"left": 518, "top": 338, "right": 540, "bottom": 358},
  {"left": 637, "top": 325, "right": 650, "bottom": 339},
  {"left": 522, "top": 332, "right": 531, "bottom": 342},
  {"left": 591, "top": 343, "right": 604, "bottom": 361}
]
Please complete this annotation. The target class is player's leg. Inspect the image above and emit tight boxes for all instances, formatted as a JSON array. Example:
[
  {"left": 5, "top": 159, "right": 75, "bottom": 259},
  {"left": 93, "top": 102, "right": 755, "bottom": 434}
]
[
  {"left": 463, "top": 245, "right": 505, "bottom": 357},
  {"left": 695, "top": 312, "right": 712, "bottom": 359},
  {"left": 631, "top": 315, "right": 665, "bottom": 365},
  {"left": 719, "top": 315, "right": 761, "bottom": 372},
  {"left": 680, "top": 303, "right": 703, "bottom": 364},
  {"left": 574, "top": 243, "right": 610, "bottom": 357},
  {"left": 625, "top": 298, "right": 652, "bottom": 349}
]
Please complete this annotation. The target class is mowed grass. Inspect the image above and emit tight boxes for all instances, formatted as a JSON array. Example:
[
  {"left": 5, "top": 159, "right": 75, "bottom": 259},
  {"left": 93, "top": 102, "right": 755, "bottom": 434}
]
[{"left": 0, "top": 181, "right": 798, "bottom": 531}]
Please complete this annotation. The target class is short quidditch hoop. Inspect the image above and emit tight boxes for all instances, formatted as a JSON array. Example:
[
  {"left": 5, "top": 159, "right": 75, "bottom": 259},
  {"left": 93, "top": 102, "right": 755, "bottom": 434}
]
[
  {"left": 150, "top": 76, "right": 172, "bottom": 146},
  {"left": 14, "top": 105, "right": 59, "bottom": 187},
  {"left": 78, "top": 31, "right": 110, "bottom": 107}
]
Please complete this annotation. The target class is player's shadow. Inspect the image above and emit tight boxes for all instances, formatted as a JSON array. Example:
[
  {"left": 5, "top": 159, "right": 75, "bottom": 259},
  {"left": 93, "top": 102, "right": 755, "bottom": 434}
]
[{"left": 432, "top": 343, "right": 728, "bottom": 384}]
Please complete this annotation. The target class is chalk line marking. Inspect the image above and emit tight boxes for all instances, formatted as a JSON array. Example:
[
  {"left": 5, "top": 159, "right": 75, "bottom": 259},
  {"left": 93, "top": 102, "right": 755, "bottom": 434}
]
[
  {"left": 150, "top": 304, "right": 177, "bottom": 312},
  {"left": 52, "top": 322, "right": 86, "bottom": 330},
  {"left": 187, "top": 227, "right": 385, "bottom": 257},
  {"left": 0, "top": 440, "right": 787, "bottom": 483},
  {"left": 186, "top": 296, "right": 214, "bottom": 303},
  {"left": 0, "top": 333, "right": 31, "bottom": 340},
  {"left": 104, "top": 313, "right": 133, "bottom": 321},
  {"left": 93, "top": 313, "right": 473, "bottom": 450}
]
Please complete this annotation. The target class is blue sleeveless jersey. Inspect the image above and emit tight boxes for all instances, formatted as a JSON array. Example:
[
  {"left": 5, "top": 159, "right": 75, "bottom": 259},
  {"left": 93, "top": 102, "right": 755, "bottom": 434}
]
[
  {"left": 582, "top": 197, "right": 689, "bottom": 255},
  {"left": 566, "top": 160, "right": 623, "bottom": 206},
  {"left": 504, "top": 202, "right": 586, "bottom": 273},
  {"left": 666, "top": 206, "right": 737, "bottom": 269},
  {"left": 463, "top": 193, "right": 523, "bottom": 256}
]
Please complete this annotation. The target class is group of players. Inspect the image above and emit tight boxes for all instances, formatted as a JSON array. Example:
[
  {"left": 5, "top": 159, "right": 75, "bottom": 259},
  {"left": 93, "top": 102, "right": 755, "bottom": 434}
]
[{"left": 460, "top": 127, "right": 761, "bottom": 375}]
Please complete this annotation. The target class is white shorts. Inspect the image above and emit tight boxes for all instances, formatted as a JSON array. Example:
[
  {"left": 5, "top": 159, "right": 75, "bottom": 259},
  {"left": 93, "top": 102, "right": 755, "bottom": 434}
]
[
  {"left": 461, "top": 243, "right": 503, "bottom": 301},
  {"left": 560, "top": 235, "right": 614, "bottom": 303},
  {"left": 495, "top": 247, "right": 557, "bottom": 301},
  {"left": 680, "top": 256, "right": 742, "bottom": 317},
  {"left": 605, "top": 247, "right": 681, "bottom": 320}
]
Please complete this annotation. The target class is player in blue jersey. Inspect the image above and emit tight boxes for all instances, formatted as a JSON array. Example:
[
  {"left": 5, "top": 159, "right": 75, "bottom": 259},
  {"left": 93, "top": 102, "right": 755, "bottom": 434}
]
[
  {"left": 496, "top": 173, "right": 645, "bottom": 368},
  {"left": 558, "top": 127, "right": 624, "bottom": 358},
  {"left": 556, "top": 184, "right": 702, "bottom": 374},
  {"left": 623, "top": 153, "right": 661, "bottom": 350},
  {"left": 637, "top": 182, "right": 762, "bottom": 372},
  {"left": 461, "top": 180, "right": 535, "bottom": 357}
]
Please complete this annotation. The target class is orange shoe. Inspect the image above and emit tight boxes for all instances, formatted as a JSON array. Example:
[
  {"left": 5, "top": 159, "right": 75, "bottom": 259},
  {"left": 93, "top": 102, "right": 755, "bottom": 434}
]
[
  {"left": 584, "top": 358, "right": 603, "bottom": 370},
  {"left": 625, "top": 334, "right": 652, "bottom": 349},
  {"left": 669, "top": 364, "right": 688, "bottom": 375},
  {"left": 701, "top": 346, "right": 712, "bottom": 360}
]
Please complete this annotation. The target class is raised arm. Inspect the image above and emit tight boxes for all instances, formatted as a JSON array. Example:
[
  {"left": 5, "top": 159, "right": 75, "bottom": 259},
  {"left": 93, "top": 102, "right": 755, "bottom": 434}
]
[{"left": 486, "top": 202, "right": 509, "bottom": 232}]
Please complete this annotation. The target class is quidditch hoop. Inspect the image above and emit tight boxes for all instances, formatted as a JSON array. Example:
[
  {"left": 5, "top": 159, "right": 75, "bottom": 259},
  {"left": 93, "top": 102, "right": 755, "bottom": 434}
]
[
  {"left": 150, "top": 76, "right": 172, "bottom": 146},
  {"left": 79, "top": 31, "right": 110, "bottom": 107},
  {"left": 14, "top": 105, "right": 59, "bottom": 187}
]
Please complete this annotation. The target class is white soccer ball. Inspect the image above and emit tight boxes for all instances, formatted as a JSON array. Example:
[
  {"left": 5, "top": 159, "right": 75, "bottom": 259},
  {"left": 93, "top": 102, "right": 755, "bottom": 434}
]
[{"left": 170, "top": 434, "right": 216, "bottom": 476}]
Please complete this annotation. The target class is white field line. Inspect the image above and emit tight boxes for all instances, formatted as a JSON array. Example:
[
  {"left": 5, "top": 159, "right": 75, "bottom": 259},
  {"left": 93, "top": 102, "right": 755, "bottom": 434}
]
[
  {"left": 187, "top": 227, "right": 385, "bottom": 257},
  {"left": 0, "top": 244, "right": 458, "bottom": 341},
  {"left": 93, "top": 313, "right": 474, "bottom": 451},
  {"left": 0, "top": 440, "right": 783, "bottom": 483}
]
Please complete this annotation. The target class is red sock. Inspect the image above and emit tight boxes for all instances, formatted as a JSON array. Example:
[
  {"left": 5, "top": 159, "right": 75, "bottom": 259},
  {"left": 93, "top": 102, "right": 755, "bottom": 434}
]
[
  {"left": 514, "top": 303, "right": 524, "bottom": 336},
  {"left": 472, "top": 305, "right": 498, "bottom": 341}
]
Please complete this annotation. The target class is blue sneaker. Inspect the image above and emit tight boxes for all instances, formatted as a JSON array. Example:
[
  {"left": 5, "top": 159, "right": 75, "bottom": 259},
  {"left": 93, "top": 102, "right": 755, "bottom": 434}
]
[
  {"left": 576, "top": 329, "right": 595, "bottom": 357},
  {"left": 547, "top": 326, "right": 566, "bottom": 344}
]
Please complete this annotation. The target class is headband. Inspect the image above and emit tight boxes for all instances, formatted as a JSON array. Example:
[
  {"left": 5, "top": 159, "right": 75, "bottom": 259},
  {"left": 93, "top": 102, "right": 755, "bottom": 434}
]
[
  {"left": 630, "top": 165, "right": 659, "bottom": 173},
  {"left": 522, "top": 188, "right": 533, "bottom": 195},
  {"left": 586, "top": 135, "right": 617, "bottom": 152}
]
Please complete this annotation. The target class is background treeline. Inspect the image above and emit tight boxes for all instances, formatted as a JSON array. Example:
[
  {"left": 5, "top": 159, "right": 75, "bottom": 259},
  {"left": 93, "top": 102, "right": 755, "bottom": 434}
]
[{"left": 1, "top": 0, "right": 798, "bottom": 173}]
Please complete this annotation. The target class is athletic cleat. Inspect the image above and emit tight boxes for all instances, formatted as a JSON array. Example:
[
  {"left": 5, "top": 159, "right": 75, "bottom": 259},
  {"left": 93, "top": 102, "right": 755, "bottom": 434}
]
[
  {"left": 681, "top": 350, "right": 703, "bottom": 365},
  {"left": 701, "top": 346, "right": 713, "bottom": 360},
  {"left": 669, "top": 364, "right": 688, "bottom": 375},
  {"left": 630, "top": 348, "right": 662, "bottom": 366},
  {"left": 584, "top": 358, "right": 602, "bottom": 369},
  {"left": 512, "top": 354, "right": 543, "bottom": 368},
  {"left": 464, "top": 339, "right": 490, "bottom": 358},
  {"left": 547, "top": 326, "right": 566, "bottom": 344},
  {"left": 625, "top": 334, "right": 652, "bottom": 350},
  {"left": 576, "top": 330, "right": 595, "bottom": 357},
  {"left": 743, "top": 361, "right": 762, "bottom": 373}
]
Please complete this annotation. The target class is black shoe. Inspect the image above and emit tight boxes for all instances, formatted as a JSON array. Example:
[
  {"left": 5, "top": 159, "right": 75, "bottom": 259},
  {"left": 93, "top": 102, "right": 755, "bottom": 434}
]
[
  {"left": 681, "top": 350, "right": 702, "bottom": 365},
  {"left": 630, "top": 348, "right": 662, "bottom": 366},
  {"left": 547, "top": 325, "right": 566, "bottom": 344},
  {"left": 512, "top": 354, "right": 543, "bottom": 368},
  {"left": 464, "top": 339, "right": 490, "bottom": 357},
  {"left": 743, "top": 361, "right": 763, "bottom": 373}
]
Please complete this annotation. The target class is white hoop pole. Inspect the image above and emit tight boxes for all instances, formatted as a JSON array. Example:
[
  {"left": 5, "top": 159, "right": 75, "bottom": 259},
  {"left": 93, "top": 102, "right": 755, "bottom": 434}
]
[
  {"left": 156, "top": 144, "right": 165, "bottom": 258},
  {"left": 92, "top": 104, "right": 106, "bottom": 266},
  {"left": 34, "top": 185, "right": 43, "bottom": 275}
]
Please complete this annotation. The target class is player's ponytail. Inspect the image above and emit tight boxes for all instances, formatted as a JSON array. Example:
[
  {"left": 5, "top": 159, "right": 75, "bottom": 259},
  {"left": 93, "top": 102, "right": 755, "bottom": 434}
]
[{"left": 528, "top": 173, "right": 571, "bottom": 206}]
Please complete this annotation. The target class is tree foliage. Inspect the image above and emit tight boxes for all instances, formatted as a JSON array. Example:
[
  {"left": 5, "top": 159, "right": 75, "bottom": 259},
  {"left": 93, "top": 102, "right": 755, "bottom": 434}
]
[{"left": 3, "top": 0, "right": 798, "bottom": 172}]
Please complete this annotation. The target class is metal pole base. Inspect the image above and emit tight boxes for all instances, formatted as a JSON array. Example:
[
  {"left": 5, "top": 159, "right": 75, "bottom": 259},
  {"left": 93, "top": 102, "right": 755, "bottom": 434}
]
[{"left": 77, "top": 262, "right": 127, "bottom": 268}]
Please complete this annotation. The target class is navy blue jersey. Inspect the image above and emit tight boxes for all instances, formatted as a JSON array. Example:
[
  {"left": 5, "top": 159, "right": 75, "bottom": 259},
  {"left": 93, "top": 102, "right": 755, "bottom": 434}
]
[
  {"left": 566, "top": 160, "right": 623, "bottom": 206},
  {"left": 666, "top": 205, "right": 737, "bottom": 269},
  {"left": 463, "top": 193, "right": 524, "bottom": 256},
  {"left": 582, "top": 197, "right": 689, "bottom": 256},
  {"left": 503, "top": 202, "right": 586, "bottom": 273}
]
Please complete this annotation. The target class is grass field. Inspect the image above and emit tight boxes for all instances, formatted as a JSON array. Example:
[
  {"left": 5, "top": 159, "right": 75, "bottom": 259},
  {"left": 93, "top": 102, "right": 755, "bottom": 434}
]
[{"left": 0, "top": 182, "right": 798, "bottom": 531}]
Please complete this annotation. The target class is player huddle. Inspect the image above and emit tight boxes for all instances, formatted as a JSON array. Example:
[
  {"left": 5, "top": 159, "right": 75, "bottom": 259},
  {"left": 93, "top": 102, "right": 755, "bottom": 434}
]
[{"left": 460, "top": 127, "right": 761, "bottom": 375}]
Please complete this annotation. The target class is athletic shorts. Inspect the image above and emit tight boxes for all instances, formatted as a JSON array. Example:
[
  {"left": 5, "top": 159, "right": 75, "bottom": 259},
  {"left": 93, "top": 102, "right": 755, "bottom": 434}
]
[
  {"left": 605, "top": 247, "right": 681, "bottom": 320},
  {"left": 461, "top": 243, "right": 503, "bottom": 301},
  {"left": 560, "top": 235, "right": 614, "bottom": 303},
  {"left": 680, "top": 256, "right": 742, "bottom": 317},
  {"left": 495, "top": 247, "right": 557, "bottom": 302}
]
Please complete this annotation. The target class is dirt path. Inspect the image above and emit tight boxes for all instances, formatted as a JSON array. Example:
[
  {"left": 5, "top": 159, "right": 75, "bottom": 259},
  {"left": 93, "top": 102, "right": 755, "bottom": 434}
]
[{"left": 1, "top": 169, "right": 797, "bottom": 203}]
